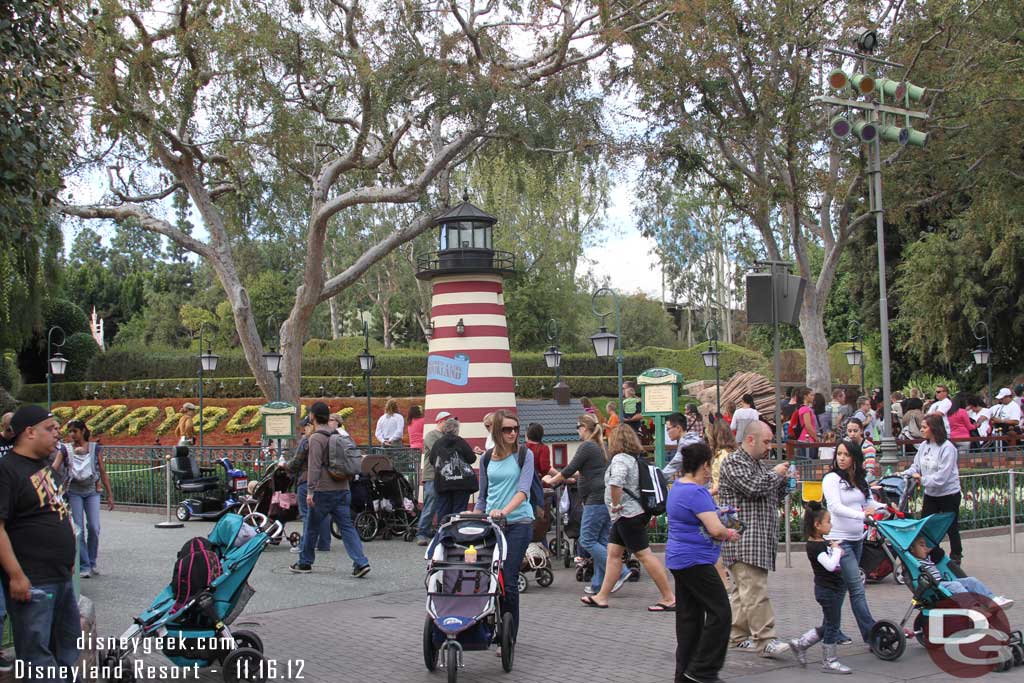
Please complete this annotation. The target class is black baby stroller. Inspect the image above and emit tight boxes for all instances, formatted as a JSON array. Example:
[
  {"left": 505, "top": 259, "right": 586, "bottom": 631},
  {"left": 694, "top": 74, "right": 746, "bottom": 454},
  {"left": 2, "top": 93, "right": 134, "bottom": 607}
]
[
  {"left": 518, "top": 489, "right": 554, "bottom": 593},
  {"left": 861, "top": 474, "right": 917, "bottom": 584},
  {"left": 346, "top": 454, "right": 420, "bottom": 542},
  {"left": 423, "top": 512, "right": 516, "bottom": 682},
  {"left": 237, "top": 462, "right": 299, "bottom": 547}
]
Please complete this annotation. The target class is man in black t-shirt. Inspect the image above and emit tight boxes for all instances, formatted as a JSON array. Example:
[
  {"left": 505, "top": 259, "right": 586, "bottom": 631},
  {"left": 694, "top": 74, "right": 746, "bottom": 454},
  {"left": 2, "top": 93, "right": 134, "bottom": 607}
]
[{"left": 0, "top": 405, "right": 79, "bottom": 676}]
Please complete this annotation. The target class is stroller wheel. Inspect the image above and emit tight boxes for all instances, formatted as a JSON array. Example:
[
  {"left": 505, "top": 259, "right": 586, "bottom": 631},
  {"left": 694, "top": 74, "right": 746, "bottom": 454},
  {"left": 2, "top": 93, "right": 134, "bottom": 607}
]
[
  {"left": 353, "top": 512, "right": 378, "bottom": 542},
  {"left": 446, "top": 646, "right": 459, "bottom": 683},
  {"left": 517, "top": 572, "right": 529, "bottom": 593},
  {"left": 176, "top": 504, "right": 191, "bottom": 522},
  {"left": 1010, "top": 642, "right": 1024, "bottom": 666},
  {"left": 404, "top": 528, "right": 417, "bottom": 542},
  {"left": 500, "top": 612, "right": 515, "bottom": 672},
  {"left": 869, "top": 620, "right": 907, "bottom": 661},
  {"left": 101, "top": 652, "right": 135, "bottom": 682},
  {"left": 287, "top": 531, "right": 301, "bottom": 548},
  {"left": 575, "top": 566, "right": 585, "bottom": 582},
  {"left": 563, "top": 548, "right": 572, "bottom": 568},
  {"left": 232, "top": 629, "right": 264, "bottom": 654},
  {"left": 222, "top": 647, "right": 267, "bottom": 683},
  {"left": 422, "top": 617, "right": 438, "bottom": 671},
  {"left": 536, "top": 567, "right": 554, "bottom": 588}
]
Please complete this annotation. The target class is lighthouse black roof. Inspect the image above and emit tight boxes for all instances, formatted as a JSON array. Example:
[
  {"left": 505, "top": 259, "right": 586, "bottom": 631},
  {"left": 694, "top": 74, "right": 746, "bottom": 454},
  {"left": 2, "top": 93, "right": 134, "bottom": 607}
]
[{"left": 432, "top": 200, "right": 497, "bottom": 227}]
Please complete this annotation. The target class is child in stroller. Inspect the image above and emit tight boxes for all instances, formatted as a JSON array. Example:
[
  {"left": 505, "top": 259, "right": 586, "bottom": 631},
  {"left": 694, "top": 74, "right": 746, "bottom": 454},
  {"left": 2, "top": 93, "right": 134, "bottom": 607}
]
[
  {"left": 348, "top": 454, "right": 420, "bottom": 542},
  {"left": 239, "top": 462, "right": 298, "bottom": 546},
  {"left": 909, "top": 535, "right": 1012, "bottom": 609},
  {"left": 518, "top": 489, "right": 554, "bottom": 592},
  {"left": 423, "top": 512, "right": 516, "bottom": 681}
]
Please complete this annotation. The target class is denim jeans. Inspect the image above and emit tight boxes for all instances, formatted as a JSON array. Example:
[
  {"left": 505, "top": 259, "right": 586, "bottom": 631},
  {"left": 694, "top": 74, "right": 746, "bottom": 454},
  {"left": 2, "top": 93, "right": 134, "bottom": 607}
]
[
  {"left": 296, "top": 482, "right": 331, "bottom": 551},
  {"left": 941, "top": 577, "right": 994, "bottom": 598},
  {"left": 300, "top": 490, "right": 368, "bottom": 569},
  {"left": 838, "top": 539, "right": 875, "bottom": 641},
  {"left": 68, "top": 490, "right": 101, "bottom": 571},
  {"left": 814, "top": 584, "right": 845, "bottom": 644},
  {"left": 501, "top": 522, "right": 532, "bottom": 642},
  {"left": 6, "top": 579, "right": 80, "bottom": 680},
  {"left": 433, "top": 491, "right": 471, "bottom": 527},
  {"left": 416, "top": 480, "right": 436, "bottom": 538},
  {"left": 579, "top": 504, "right": 626, "bottom": 592}
]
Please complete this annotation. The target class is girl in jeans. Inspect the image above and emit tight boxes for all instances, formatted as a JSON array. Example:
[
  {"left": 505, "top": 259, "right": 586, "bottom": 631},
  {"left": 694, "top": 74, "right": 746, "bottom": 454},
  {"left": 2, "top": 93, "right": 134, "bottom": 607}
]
[
  {"left": 475, "top": 410, "right": 534, "bottom": 644},
  {"left": 65, "top": 420, "right": 115, "bottom": 578},
  {"left": 820, "top": 439, "right": 880, "bottom": 643},
  {"left": 790, "top": 502, "right": 851, "bottom": 674},
  {"left": 543, "top": 413, "right": 630, "bottom": 596}
]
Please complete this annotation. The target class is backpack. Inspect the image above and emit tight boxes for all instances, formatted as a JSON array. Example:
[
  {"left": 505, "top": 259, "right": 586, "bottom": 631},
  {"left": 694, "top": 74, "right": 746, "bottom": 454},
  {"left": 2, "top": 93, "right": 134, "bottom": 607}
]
[
  {"left": 482, "top": 446, "right": 545, "bottom": 520},
  {"left": 432, "top": 440, "right": 478, "bottom": 494},
  {"left": 172, "top": 536, "right": 222, "bottom": 611},
  {"left": 69, "top": 443, "right": 100, "bottom": 485},
  {"left": 325, "top": 430, "right": 362, "bottom": 481},
  {"left": 623, "top": 453, "right": 668, "bottom": 516}
]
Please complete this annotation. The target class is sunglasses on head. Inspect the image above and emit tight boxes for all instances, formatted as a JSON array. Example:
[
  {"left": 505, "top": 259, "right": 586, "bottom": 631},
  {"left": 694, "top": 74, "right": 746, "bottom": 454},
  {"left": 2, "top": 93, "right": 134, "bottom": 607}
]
[{"left": 501, "top": 426, "right": 519, "bottom": 434}]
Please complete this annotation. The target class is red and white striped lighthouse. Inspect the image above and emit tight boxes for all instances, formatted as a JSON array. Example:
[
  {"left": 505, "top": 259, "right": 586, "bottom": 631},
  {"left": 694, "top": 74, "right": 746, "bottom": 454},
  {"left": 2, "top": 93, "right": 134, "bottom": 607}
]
[{"left": 417, "top": 200, "right": 517, "bottom": 451}]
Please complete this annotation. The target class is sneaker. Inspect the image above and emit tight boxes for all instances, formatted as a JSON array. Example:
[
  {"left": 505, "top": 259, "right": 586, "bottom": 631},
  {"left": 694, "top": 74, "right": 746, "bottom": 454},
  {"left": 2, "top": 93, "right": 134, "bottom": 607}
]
[
  {"left": 90, "top": 566, "right": 100, "bottom": 576},
  {"left": 583, "top": 586, "right": 596, "bottom": 595},
  {"left": 415, "top": 536, "right": 430, "bottom": 546},
  {"left": 760, "top": 639, "right": 791, "bottom": 658},
  {"left": 611, "top": 571, "right": 630, "bottom": 594},
  {"left": 353, "top": 565, "right": 371, "bottom": 578},
  {"left": 290, "top": 546, "right": 301, "bottom": 554},
  {"left": 0, "top": 652, "right": 13, "bottom": 672},
  {"left": 734, "top": 639, "right": 755, "bottom": 651},
  {"left": 80, "top": 570, "right": 91, "bottom": 579},
  {"left": 994, "top": 596, "right": 1014, "bottom": 610},
  {"left": 289, "top": 563, "right": 312, "bottom": 574},
  {"left": 835, "top": 632, "right": 853, "bottom": 645}
]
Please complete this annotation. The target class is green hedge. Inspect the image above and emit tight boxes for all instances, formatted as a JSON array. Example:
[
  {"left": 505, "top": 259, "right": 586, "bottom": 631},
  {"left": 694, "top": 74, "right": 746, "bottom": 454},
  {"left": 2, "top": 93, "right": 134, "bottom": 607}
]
[
  {"left": 83, "top": 347, "right": 670, "bottom": 382},
  {"left": 639, "top": 343, "right": 772, "bottom": 381},
  {"left": 18, "top": 375, "right": 623, "bottom": 402}
]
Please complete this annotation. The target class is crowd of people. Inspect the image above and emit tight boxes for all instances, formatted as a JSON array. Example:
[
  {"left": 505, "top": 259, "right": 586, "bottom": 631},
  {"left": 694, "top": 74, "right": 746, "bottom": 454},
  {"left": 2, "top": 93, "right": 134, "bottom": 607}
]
[{"left": 0, "top": 377, "right": 1019, "bottom": 682}]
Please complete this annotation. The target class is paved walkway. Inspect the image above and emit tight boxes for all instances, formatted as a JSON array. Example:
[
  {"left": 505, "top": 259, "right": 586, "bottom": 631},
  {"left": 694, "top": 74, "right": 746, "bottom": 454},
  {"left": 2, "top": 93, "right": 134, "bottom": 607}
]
[{"left": 14, "top": 512, "right": 1024, "bottom": 681}]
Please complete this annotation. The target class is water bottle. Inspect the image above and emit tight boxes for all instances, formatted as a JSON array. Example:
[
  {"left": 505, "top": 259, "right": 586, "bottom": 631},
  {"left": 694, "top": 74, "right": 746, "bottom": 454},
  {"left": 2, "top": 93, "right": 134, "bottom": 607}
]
[
  {"left": 465, "top": 544, "right": 477, "bottom": 563},
  {"left": 787, "top": 462, "right": 797, "bottom": 492}
]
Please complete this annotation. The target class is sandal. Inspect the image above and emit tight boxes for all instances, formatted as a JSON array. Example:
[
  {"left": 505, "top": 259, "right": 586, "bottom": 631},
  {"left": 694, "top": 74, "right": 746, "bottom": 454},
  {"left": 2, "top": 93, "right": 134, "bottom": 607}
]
[
  {"left": 580, "top": 596, "right": 608, "bottom": 609},
  {"left": 647, "top": 602, "right": 676, "bottom": 612}
]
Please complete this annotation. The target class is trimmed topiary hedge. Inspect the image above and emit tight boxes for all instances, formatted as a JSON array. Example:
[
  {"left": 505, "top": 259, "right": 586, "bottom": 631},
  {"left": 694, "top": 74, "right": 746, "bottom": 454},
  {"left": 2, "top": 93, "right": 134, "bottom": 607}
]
[{"left": 18, "top": 375, "right": 624, "bottom": 402}]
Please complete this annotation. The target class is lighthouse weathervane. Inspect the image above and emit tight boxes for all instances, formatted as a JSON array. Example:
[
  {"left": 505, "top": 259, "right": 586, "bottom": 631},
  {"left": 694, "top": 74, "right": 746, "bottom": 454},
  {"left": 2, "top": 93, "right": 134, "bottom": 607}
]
[{"left": 416, "top": 195, "right": 517, "bottom": 450}]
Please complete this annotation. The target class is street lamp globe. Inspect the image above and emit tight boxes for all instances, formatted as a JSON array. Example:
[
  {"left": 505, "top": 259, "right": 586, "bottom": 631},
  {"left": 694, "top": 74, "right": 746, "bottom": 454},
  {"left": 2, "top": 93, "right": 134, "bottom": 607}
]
[
  {"left": 262, "top": 348, "right": 283, "bottom": 374},
  {"left": 701, "top": 346, "right": 720, "bottom": 369},
  {"left": 971, "top": 347, "right": 992, "bottom": 366},
  {"left": 590, "top": 327, "right": 618, "bottom": 358},
  {"left": 543, "top": 345, "right": 562, "bottom": 370},
  {"left": 200, "top": 348, "right": 219, "bottom": 372},
  {"left": 424, "top": 320, "right": 434, "bottom": 340},
  {"left": 358, "top": 349, "right": 376, "bottom": 373},
  {"left": 49, "top": 352, "right": 69, "bottom": 377},
  {"left": 845, "top": 347, "right": 863, "bottom": 367}
]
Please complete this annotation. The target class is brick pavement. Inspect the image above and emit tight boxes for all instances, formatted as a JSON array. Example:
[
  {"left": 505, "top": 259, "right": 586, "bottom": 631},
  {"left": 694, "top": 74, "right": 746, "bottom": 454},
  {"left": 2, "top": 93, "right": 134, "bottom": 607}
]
[{"left": 4, "top": 512, "right": 1023, "bottom": 682}]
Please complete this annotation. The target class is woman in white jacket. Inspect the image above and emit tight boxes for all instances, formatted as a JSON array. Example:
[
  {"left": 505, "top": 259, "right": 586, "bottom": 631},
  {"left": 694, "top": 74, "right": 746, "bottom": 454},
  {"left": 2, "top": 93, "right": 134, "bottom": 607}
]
[
  {"left": 821, "top": 440, "right": 881, "bottom": 644},
  {"left": 899, "top": 413, "right": 962, "bottom": 563}
]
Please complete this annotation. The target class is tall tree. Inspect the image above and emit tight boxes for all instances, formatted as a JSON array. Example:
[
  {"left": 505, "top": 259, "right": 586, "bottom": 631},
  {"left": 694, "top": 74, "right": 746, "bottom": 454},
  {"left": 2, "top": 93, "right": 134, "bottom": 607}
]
[
  {"left": 58, "top": 0, "right": 662, "bottom": 401},
  {"left": 621, "top": 1, "right": 990, "bottom": 392}
]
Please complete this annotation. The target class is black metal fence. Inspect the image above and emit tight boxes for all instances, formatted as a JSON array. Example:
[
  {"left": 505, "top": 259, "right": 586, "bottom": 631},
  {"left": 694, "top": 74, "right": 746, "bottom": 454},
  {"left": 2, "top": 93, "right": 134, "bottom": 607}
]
[{"left": 101, "top": 445, "right": 422, "bottom": 509}]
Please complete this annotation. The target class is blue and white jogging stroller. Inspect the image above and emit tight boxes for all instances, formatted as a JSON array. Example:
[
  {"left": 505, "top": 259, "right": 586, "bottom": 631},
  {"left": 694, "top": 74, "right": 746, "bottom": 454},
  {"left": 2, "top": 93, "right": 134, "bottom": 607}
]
[{"left": 422, "top": 512, "right": 515, "bottom": 681}]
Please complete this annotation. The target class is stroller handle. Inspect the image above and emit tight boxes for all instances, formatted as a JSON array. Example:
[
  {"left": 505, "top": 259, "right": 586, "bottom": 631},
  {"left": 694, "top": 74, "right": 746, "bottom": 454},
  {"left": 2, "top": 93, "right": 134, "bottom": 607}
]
[{"left": 264, "top": 519, "right": 284, "bottom": 540}]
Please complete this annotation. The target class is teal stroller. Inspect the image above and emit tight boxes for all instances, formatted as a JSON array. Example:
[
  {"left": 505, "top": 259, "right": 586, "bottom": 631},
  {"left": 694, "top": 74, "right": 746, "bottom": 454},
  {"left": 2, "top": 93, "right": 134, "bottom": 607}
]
[
  {"left": 102, "top": 514, "right": 281, "bottom": 683},
  {"left": 867, "top": 512, "right": 1021, "bottom": 670}
]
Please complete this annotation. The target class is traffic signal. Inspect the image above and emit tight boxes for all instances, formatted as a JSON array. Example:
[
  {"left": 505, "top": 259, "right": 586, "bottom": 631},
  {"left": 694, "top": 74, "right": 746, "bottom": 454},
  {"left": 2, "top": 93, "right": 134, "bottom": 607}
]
[
  {"left": 829, "top": 69, "right": 877, "bottom": 96},
  {"left": 852, "top": 118, "right": 878, "bottom": 142},
  {"left": 877, "top": 77, "right": 926, "bottom": 104},
  {"left": 829, "top": 115, "right": 852, "bottom": 140},
  {"left": 879, "top": 124, "right": 909, "bottom": 146},
  {"left": 904, "top": 128, "right": 928, "bottom": 147}
]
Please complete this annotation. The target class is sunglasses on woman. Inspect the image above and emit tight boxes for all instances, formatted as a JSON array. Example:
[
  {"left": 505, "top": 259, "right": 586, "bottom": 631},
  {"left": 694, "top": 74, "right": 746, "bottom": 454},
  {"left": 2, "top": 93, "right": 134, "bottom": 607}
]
[{"left": 501, "top": 426, "right": 519, "bottom": 434}]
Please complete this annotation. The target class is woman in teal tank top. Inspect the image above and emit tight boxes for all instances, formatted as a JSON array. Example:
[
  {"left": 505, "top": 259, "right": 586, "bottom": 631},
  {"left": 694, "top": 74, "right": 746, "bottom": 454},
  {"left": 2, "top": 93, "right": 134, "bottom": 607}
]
[{"left": 474, "top": 410, "right": 534, "bottom": 643}]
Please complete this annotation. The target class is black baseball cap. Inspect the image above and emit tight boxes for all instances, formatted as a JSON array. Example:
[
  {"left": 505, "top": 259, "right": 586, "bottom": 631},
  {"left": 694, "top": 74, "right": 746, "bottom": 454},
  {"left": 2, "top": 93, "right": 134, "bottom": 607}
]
[
  {"left": 309, "top": 401, "right": 330, "bottom": 421},
  {"left": 10, "top": 405, "right": 54, "bottom": 440}
]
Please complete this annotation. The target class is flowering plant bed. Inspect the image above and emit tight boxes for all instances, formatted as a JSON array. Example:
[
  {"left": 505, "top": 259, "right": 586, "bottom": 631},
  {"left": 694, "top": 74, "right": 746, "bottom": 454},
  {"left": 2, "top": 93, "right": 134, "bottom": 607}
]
[{"left": 52, "top": 397, "right": 421, "bottom": 445}]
